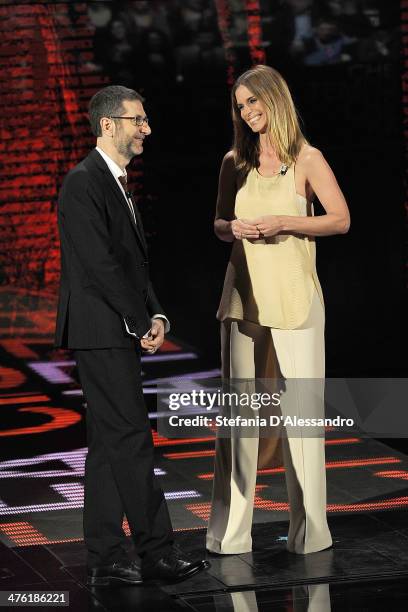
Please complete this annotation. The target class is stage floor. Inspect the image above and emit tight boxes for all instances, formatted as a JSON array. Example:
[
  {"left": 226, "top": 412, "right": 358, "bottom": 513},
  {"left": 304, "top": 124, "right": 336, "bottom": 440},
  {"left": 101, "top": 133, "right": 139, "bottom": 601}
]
[{"left": 2, "top": 512, "right": 408, "bottom": 610}]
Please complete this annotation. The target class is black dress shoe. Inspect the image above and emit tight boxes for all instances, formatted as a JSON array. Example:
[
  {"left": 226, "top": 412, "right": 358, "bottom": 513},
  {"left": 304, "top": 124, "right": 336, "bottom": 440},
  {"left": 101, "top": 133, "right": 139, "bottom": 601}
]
[
  {"left": 142, "top": 549, "right": 210, "bottom": 583},
  {"left": 87, "top": 560, "right": 142, "bottom": 586}
]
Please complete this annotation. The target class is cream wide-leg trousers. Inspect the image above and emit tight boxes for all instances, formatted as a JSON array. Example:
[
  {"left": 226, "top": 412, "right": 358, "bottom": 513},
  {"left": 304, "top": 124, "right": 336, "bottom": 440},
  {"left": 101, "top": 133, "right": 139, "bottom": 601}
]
[{"left": 206, "top": 290, "right": 332, "bottom": 555}]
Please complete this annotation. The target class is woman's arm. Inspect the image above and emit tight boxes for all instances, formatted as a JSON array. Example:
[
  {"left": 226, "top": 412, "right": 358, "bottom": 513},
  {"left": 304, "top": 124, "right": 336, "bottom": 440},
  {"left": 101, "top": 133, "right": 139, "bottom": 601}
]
[
  {"left": 214, "top": 151, "right": 236, "bottom": 242},
  {"left": 214, "top": 151, "right": 260, "bottom": 242},
  {"left": 254, "top": 148, "right": 351, "bottom": 238}
]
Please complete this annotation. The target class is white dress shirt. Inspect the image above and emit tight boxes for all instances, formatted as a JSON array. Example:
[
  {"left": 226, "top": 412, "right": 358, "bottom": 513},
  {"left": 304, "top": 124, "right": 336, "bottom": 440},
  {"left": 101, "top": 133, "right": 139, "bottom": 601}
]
[
  {"left": 94, "top": 147, "right": 170, "bottom": 337},
  {"left": 96, "top": 146, "right": 136, "bottom": 222}
]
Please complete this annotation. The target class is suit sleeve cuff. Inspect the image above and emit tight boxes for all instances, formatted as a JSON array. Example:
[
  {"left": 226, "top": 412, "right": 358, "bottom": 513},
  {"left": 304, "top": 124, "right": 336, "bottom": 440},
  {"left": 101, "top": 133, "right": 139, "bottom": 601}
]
[{"left": 123, "top": 317, "right": 151, "bottom": 339}]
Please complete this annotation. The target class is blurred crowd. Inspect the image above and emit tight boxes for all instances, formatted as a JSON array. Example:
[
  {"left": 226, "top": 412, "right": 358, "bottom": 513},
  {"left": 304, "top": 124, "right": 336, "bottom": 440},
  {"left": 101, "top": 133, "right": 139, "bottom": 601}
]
[
  {"left": 88, "top": 0, "right": 224, "bottom": 92},
  {"left": 261, "top": 0, "right": 399, "bottom": 66},
  {"left": 86, "top": 0, "right": 399, "bottom": 90}
]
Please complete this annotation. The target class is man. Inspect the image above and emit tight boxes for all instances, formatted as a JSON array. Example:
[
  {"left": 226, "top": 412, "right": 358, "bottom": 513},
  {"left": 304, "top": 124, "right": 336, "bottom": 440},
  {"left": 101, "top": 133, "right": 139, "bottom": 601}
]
[{"left": 55, "top": 85, "right": 208, "bottom": 586}]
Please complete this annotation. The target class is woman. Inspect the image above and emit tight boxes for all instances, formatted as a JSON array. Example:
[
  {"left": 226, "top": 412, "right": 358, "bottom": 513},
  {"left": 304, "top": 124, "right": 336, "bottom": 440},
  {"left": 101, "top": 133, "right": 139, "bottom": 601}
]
[{"left": 206, "top": 65, "right": 350, "bottom": 556}]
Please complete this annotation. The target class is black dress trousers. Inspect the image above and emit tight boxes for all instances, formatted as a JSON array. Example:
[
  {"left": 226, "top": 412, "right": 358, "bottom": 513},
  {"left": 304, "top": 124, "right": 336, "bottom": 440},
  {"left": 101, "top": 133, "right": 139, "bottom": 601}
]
[{"left": 74, "top": 346, "right": 174, "bottom": 568}]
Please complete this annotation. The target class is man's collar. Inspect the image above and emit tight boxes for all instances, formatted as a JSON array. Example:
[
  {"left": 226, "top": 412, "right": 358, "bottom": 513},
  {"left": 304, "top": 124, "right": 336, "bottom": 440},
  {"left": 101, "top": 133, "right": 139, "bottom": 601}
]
[{"left": 95, "top": 146, "right": 127, "bottom": 178}]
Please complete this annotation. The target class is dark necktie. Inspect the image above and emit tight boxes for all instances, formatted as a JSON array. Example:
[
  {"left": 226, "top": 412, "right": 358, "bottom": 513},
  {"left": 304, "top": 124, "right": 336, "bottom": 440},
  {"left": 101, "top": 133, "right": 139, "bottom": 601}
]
[{"left": 118, "top": 174, "right": 137, "bottom": 224}]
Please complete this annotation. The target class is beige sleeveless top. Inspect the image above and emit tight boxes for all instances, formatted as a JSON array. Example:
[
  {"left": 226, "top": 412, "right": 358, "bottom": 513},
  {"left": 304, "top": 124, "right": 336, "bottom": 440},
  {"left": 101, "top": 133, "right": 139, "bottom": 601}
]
[{"left": 217, "top": 164, "right": 324, "bottom": 329}]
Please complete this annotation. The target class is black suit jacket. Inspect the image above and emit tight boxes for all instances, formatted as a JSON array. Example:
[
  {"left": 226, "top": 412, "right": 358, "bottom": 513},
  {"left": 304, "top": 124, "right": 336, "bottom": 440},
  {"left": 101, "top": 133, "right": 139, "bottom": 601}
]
[{"left": 55, "top": 148, "right": 165, "bottom": 349}]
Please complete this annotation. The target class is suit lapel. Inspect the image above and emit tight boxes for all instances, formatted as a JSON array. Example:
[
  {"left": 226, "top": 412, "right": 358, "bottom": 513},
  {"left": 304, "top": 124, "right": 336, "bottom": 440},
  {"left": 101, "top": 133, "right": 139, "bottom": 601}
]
[
  {"left": 88, "top": 149, "right": 148, "bottom": 259},
  {"left": 129, "top": 196, "right": 148, "bottom": 254},
  {"left": 105, "top": 173, "right": 149, "bottom": 258}
]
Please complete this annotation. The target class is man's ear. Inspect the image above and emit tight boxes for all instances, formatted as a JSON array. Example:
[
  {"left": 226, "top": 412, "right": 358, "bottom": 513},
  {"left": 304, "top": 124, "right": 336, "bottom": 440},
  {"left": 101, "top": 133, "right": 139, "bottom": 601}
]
[{"left": 100, "top": 117, "right": 114, "bottom": 137}]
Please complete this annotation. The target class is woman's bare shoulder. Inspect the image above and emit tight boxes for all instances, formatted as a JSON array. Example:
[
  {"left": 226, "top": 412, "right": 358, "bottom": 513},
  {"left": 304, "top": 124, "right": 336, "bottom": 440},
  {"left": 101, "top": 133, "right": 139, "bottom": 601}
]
[
  {"left": 220, "top": 150, "right": 237, "bottom": 175},
  {"left": 222, "top": 150, "right": 236, "bottom": 164},
  {"left": 297, "top": 144, "right": 325, "bottom": 168}
]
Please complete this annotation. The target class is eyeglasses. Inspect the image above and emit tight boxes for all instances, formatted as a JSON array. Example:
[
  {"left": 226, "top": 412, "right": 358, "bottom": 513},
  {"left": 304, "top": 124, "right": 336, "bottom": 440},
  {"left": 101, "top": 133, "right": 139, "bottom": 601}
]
[{"left": 109, "top": 115, "right": 149, "bottom": 126}]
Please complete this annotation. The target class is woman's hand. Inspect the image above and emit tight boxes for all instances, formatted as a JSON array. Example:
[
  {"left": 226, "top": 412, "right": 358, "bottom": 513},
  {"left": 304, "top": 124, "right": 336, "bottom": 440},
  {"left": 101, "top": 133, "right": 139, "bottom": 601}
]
[
  {"left": 231, "top": 218, "right": 260, "bottom": 240},
  {"left": 251, "top": 215, "right": 283, "bottom": 238}
]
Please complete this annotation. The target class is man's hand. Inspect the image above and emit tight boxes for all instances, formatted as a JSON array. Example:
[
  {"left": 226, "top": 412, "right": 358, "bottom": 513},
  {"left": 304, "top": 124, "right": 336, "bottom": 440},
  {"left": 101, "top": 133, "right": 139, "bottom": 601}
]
[
  {"left": 140, "top": 318, "right": 165, "bottom": 354},
  {"left": 251, "top": 215, "right": 283, "bottom": 238},
  {"left": 231, "top": 218, "right": 260, "bottom": 240}
]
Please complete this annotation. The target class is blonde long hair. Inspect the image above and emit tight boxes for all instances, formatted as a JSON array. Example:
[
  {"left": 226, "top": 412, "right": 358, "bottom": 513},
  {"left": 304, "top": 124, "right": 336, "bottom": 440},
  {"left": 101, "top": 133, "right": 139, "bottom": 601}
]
[{"left": 231, "top": 65, "right": 308, "bottom": 181}]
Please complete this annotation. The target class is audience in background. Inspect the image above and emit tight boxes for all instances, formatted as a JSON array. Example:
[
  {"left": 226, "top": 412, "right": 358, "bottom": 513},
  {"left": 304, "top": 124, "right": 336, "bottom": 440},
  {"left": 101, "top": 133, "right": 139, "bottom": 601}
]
[
  {"left": 85, "top": 0, "right": 398, "bottom": 88},
  {"left": 302, "top": 18, "right": 354, "bottom": 65}
]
